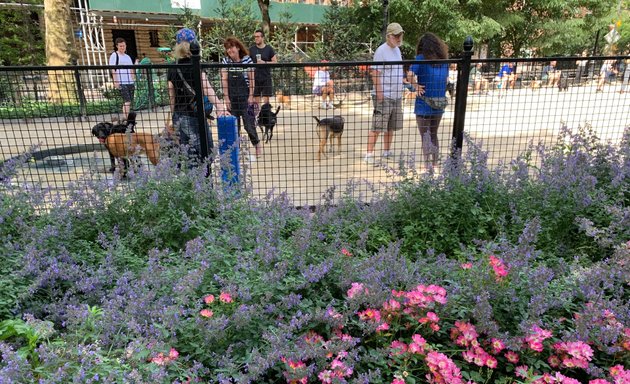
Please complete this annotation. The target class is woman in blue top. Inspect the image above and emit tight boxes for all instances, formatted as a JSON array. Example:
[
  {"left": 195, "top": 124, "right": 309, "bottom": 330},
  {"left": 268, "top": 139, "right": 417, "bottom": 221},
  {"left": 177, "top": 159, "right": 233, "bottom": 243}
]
[{"left": 410, "top": 33, "right": 449, "bottom": 169}]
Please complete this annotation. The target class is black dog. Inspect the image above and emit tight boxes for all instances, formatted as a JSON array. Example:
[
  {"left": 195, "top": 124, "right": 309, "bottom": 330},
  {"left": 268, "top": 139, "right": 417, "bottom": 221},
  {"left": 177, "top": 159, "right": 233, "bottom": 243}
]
[
  {"left": 313, "top": 115, "right": 345, "bottom": 161},
  {"left": 257, "top": 103, "right": 281, "bottom": 143},
  {"left": 558, "top": 72, "right": 569, "bottom": 92},
  {"left": 91, "top": 112, "right": 137, "bottom": 173}
]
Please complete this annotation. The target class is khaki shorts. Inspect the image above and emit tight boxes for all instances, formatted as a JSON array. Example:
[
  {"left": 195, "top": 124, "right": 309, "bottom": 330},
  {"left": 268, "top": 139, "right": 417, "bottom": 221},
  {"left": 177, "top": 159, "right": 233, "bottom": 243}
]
[{"left": 372, "top": 97, "right": 403, "bottom": 132}]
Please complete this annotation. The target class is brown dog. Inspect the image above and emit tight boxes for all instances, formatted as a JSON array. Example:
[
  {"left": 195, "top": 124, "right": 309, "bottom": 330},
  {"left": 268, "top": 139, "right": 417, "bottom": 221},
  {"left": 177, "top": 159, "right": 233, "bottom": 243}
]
[
  {"left": 105, "top": 133, "right": 159, "bottom": 165},
  {"left": 92, "top": 115, "right": 160, "bottom": 175},
  {"left": 313, "top": 115, "right": 345, "bottom": 161},
  {"left": 275, "top": 90, "right": 291, "bottom": 109}
]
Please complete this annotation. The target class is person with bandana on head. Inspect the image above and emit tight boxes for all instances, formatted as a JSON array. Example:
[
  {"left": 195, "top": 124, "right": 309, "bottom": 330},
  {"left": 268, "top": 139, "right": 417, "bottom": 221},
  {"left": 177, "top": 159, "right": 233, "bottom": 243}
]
[{"left": 167, "top": 28, "right": 229, "bottom": 165}]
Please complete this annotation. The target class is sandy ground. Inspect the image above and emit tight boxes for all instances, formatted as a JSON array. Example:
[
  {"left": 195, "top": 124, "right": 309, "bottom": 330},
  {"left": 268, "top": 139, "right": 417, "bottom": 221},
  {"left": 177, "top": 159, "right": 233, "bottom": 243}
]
[{"left": 1, "top": 82, "right": 628, "bottom": 206}]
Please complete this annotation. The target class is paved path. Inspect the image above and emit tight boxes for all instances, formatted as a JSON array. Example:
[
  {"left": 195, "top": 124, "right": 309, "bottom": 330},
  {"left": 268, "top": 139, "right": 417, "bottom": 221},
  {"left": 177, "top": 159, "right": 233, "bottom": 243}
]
[{"left": 1, "top": 82, "right": 628, "bottom": 206}]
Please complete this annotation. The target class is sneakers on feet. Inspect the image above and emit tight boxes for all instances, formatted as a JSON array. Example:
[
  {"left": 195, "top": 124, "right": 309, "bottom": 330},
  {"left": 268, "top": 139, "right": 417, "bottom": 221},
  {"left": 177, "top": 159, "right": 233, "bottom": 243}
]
[
  {"left": 382, "top": 150, "right": 394, "bottom": 159},
  {"left": 363, "top": 153, "right": 375, "bottom": 164}
]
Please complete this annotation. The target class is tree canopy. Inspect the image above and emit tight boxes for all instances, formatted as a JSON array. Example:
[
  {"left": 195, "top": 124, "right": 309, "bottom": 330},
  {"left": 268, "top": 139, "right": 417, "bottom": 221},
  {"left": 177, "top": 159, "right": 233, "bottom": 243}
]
[{"left": 315, "top": 0, "right": 627, "bottom": 59}]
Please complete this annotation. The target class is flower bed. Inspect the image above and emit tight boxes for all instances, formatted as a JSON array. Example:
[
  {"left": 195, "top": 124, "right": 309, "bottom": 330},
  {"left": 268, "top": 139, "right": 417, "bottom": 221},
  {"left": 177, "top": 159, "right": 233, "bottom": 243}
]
[{"left": 0, "top": 126, "right": 628, "bottom": 383}]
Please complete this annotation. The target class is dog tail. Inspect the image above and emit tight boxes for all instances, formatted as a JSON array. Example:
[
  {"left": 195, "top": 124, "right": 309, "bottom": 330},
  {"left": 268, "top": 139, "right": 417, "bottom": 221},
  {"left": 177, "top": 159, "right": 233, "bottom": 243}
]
[
  {"left": 125, "top": 111, "right": 137, "bottom": 131},
  {"left": 275, "top": 106, "right": 281, "bottom": 115},
  {"left": 312, "top": 116, "right": 320, "bottom": 124}
]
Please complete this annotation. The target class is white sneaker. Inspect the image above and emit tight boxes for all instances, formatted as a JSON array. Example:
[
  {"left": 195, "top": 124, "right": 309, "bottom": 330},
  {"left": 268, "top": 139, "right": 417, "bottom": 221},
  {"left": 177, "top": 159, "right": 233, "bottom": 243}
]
[
  {"left": 321, "top": 102, "right": 327, "bottom": 109},
  {"left": 363, "top": 153, "right": 375, "bottom": 164},
  {"left": 382, "top": 150, "right": 394, "bottom": 159},
  {"left": 327, "top": 103, "right": 334, "bottom": 109}
]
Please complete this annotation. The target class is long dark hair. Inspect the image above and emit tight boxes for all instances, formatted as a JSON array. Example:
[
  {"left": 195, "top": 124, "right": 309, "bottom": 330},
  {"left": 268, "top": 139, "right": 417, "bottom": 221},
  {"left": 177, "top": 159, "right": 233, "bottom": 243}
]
[{"left": 416, "top": 33, "right": 448, "bottom": 60}]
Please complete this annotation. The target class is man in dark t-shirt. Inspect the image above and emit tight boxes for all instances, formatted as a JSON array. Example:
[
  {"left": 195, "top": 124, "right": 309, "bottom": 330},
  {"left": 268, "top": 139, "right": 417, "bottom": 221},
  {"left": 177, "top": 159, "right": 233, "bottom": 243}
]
[{"left": 249, "top": 29, "right": 277, "bottom": 105}]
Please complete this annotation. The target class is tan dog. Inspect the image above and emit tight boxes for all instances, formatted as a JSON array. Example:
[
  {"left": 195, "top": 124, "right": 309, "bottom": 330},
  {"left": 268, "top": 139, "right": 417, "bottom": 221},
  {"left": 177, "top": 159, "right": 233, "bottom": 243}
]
[
  {"left": 530, "top": 78, "right": 542, "bottom": 91},
  {"left": 105, "top": 133, "right": 159, "bottom": 165},
  {"left": 313, "top": 116, "right": 345, "bottom": 161},
  {"left": 275, "top": 90, "right": 291, "bottom": 109}
]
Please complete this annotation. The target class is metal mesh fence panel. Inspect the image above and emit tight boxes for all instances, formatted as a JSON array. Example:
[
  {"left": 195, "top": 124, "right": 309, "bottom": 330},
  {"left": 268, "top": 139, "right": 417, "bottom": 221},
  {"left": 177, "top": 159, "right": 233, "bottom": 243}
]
[{"left": 0, "top": 55, "right": 628, "bottom": 207}]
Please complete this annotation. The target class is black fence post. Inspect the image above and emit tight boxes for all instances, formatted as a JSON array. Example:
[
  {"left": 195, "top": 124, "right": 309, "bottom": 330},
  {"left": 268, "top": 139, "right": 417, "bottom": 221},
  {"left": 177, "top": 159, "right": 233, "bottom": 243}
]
[
  {"left": 72, "top": 59, "right": 87, "bottom": 120},
  {"left": 146, "top": 66, "right": 155, "bottom": 111},
  {"left": 189, "top": 40, "right": 210, "bottom": 160},
  {"left": 451, "top": 36, "right": 473, "bottom": 155}
]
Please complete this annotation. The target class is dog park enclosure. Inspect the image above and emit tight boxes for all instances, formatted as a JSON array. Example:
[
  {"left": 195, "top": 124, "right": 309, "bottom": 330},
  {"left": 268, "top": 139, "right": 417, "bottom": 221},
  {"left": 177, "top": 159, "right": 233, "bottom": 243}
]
[{"left": 1, "top": 53, "right": 629, "bottom": 207}]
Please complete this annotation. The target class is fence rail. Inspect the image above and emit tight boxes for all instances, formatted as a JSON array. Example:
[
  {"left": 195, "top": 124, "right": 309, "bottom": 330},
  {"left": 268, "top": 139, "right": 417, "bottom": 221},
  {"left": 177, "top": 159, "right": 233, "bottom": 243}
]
[{"left": 1, "top": 44, "right": 628, "bottom": 207}]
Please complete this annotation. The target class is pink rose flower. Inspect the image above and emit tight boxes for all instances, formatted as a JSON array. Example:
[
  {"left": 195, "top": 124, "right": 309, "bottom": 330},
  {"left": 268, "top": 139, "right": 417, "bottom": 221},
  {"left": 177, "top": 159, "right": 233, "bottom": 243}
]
[
  {"left": 200, "top": 309, "right": 213, "bottom": 318},
  {"left": 219, "top": 292, "right": 233, "bottom": 303}
]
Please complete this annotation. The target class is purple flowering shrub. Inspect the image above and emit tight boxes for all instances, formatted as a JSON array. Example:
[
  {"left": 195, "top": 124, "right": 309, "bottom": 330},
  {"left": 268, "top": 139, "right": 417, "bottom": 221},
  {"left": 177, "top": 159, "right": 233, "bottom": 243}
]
[
  {"left": 385, "top": 124, "right": 630, "bottom": 262},
  {"left": 0, "top": 127, "right": 628, "bottom": 382}
]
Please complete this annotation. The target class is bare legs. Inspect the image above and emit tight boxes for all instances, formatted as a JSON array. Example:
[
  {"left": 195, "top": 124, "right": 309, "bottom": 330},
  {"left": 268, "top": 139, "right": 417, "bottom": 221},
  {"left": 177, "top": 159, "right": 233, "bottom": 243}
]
[{"left": 416, "top": 115, "right": 442, "bottom": 167}]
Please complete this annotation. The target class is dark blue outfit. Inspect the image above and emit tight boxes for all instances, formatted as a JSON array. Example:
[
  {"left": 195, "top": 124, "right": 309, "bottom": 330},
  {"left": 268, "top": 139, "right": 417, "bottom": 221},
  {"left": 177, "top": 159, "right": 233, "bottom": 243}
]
[{"left": 497, "top": 64, "right": 513, "bottom": 78}]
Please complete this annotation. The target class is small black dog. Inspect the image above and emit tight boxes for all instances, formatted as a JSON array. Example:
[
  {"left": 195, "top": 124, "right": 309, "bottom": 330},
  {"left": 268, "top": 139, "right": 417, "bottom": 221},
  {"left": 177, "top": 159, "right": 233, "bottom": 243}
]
[
  {"left": 558, "top": 72, "right": 569, "bottom": 92},
  {"left": 257, "top": 103, "right": 281, "bottom": 143},
  {"left": 313, "top": 115, "right": 345, "bottom": 161},
  {"left": 91, "top": 112, "right": 137, "bottom": 172}
]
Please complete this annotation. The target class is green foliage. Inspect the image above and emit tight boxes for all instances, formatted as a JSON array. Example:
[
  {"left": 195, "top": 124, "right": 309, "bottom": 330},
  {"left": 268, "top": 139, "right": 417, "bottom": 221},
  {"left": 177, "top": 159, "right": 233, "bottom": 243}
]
[
  {"left": 310, "top": 1, "right": 373, "bottom": 61},
  {"left": 0, "top": 317, "right": 53, "bottom": 365},
  {"left": 203, "top": 0, "right": 259, "bottom": 62},
  {"left": 158, "top": 6, "right": 202, "bottom": 55},
  {"left": 0, "top": 100, "right": 120, "bottom": 119},
  {"left": 387, "top": 178, "right": 508, "bottom": 258},
  {"left": 0, "top": 1, "right": 45, "bottom": 65},
  {"left": 268, "top": 11, "right": 300, "bottom": 62}
]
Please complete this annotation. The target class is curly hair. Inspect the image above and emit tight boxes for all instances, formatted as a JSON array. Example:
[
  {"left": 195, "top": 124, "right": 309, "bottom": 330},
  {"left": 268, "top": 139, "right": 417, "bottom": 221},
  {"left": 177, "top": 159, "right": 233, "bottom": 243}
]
[
  {"left": 223, "top": 36, "right": 249, "bottom": 59},
  {"left": 416, "top": 33, "right": 448, "bottom": 60}
]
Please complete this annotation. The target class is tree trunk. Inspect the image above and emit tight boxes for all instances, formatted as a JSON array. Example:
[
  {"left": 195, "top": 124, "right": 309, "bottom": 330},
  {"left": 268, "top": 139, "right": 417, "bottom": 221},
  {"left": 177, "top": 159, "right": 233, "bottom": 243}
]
[
  {"left": 257, "top": 0, "right": 271, "bottom": 37},
  {"left": 44, "top": 0, "right": 75, "bottom": 103}
]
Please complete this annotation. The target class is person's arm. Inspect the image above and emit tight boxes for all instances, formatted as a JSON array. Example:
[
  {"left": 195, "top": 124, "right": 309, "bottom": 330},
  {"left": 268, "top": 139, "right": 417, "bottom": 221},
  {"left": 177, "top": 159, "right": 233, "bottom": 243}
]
[
  {"left": 248, "top": 68, "right": 255, "bottom": 104},
  {"left": 168, "top": 80, "right": 176, "bottom": 115},
  {"left": 371, "top": 68, "right": 382, "bottom": 101},
  {"left": 109, "top": 53, "right": 119, "bottom": 86},
  {"left": 201, "top": 72, "right": 229, "bottom": 116},
  {"left": 220, "top": 69, "right": 230, "bottom": 110},
  {"left": 271, "top": 54, "right": 277, "bottom": 63}
]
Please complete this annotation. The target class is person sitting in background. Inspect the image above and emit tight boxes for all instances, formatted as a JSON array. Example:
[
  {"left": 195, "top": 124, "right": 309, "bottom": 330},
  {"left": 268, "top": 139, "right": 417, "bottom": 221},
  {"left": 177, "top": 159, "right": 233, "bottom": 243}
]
[
  {"left": 596, "top": 59, "right": 617, "bottom": 93},
  {"left": 469, "top": 63, "right": 489, "bottom": 94},
  {"left": 495, "top": 62, "right": 517, "bottom": 97},
  {"left": 312, "top": 61, "right": 334, "bottom": 109},
  {"left": 541, "top": 60, "right": 561, "bottom": 87}
]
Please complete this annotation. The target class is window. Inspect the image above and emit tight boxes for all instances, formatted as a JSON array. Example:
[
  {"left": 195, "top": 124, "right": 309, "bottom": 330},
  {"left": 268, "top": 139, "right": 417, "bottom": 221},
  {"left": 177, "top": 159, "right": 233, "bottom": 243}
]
[{"left": 149, "top": 30, "right": 160, "bottom": 47}]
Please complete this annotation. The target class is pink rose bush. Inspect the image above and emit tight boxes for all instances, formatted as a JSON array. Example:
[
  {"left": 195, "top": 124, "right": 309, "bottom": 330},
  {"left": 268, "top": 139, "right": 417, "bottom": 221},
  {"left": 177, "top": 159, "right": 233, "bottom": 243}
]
[{"left": 274, "top": 265, "right": 628, "bottom": 384}]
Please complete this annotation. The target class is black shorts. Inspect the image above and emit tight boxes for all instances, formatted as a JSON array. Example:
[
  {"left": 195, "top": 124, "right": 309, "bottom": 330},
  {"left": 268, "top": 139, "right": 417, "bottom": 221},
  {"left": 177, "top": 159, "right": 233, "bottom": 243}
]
[
  {"left": 254, "top": 77, "right": 273, "bottom": 97},
  {"left": 120, "top": 84, "right": 135, "bottom": 103}
]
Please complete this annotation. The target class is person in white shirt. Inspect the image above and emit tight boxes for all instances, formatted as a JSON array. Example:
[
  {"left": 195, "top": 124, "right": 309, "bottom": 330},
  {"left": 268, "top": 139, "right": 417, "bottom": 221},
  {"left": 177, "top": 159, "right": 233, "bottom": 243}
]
[
  {"left": 312, "top": 61, "right": 334, "bottom": 109},
  {"left": 364, "top": 22, "right": 404, "bottom": 164},
  {"left": 109, "top": 38, "right": 135, "bottom": 117}
]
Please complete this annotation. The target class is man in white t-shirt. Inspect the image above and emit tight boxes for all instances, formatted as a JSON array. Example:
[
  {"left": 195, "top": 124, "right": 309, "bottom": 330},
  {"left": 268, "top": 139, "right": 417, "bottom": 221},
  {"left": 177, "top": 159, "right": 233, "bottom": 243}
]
[
  {"left": 109, "top": 38, "right": 135, "bottom": 117},
  {"left": 364, "top": 22, "right": 404, "bottom": 164}
]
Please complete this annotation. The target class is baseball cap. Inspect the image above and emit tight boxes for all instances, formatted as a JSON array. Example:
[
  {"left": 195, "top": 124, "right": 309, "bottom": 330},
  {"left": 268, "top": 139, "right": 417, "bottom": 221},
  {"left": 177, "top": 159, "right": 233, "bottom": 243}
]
[
  {"left": 176, "top": 28, "right": 196, "bottom": 44},
  {"left": 386, "top": 23, "right": 404, "bottom": 36}
]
